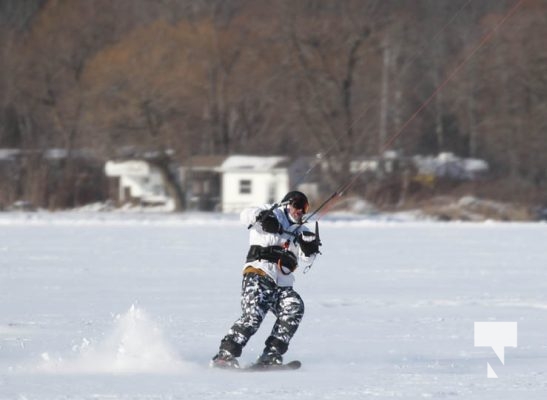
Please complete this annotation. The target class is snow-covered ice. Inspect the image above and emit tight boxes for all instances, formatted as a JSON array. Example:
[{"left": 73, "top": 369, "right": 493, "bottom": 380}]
[{"left": 1, "top": 211, "right": 546, "bottom": 399}]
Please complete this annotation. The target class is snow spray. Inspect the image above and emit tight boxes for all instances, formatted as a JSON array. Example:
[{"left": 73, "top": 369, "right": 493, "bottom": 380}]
[{"left": 38, "top": 305, "right": 191, "bottom": 374}]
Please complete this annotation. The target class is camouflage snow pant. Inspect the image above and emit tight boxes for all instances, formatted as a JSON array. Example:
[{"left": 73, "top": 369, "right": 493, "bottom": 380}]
[{"left": 219, "top": 271, "right": 305, "bottom": 357}]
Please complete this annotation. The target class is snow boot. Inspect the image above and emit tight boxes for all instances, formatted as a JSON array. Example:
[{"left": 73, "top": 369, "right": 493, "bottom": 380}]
[
  {"left": 255, "top": 337, "right": 287, "bottom": 367},
  {"left": 210, "top": 349, "right": 240, "bottom": 369},
  {"left": 255, "top": 349, "right": 283, "bottom": 366}
]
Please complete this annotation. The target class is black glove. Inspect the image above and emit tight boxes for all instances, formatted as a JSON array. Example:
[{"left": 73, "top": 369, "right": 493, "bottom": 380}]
[
  {"left": 257, "top": 210, "right": 282, "bottom": 234},
  {"left": 270, "top": 247, "right": 298, "bottom": 275},
  {"left": 297, "top": 231, "right": 320, "bottom": 256}
]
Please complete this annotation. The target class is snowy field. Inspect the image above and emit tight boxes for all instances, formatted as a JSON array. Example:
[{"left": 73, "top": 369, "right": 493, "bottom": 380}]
[{"left": 1, "top": 211, "right": 546, "bottom": 399}]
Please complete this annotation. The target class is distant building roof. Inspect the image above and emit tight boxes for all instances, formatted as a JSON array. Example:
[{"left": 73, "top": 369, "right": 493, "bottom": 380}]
[
  {"left": 218, "top": 155, "right": 288, "bottom": 172},
  {"left": 0, "top": 149, "right": 20, "bottom": 160},
  {"left": 413, "top": 152, "right": 488, "bottom": 180},
  {"left": 0, "top": 148, "right": 96, "bottom": 160}
]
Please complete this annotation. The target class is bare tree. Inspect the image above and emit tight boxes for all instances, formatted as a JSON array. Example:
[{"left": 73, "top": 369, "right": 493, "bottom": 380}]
[
  {"left": 2, "top": 0, "right": 546, "bottom": 209},
  {"left": 281, "top": 1, "right": 389, "bottom": 189},
  {"left": 0, "top": 0, "right": 45, "bottom": 148}
]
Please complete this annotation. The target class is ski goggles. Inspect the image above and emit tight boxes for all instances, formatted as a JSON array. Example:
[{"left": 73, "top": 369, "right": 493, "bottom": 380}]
[{"left": 290, "top": 197, "right": 309, "bottom": 213}]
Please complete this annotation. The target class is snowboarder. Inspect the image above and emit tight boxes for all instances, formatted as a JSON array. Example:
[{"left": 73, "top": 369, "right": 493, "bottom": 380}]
[{"left": 211, "top": 190, "right": 322, "bottom": 369}]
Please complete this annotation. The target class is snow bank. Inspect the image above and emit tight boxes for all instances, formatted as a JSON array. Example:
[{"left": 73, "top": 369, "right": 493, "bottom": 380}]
[
  {"left": 0, "top": 211, "right": 242, "bottom": 227},
  {"left": 0, "top": 209, "right": 433, "bottom": 228}
]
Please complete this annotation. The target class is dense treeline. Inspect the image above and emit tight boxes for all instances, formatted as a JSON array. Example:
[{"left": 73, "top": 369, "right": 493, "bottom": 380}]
[{"left": 0, "top": 0, "right": 546, "bottom": 209}]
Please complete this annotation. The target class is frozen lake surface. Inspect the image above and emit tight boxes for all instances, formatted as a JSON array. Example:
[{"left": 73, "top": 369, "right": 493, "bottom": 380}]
[{"left": 1, "top": 212, "right": 546, "bottom": 399}]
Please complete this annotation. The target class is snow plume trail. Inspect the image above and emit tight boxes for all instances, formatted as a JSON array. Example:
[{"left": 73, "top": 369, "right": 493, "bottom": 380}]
[{"left": 38, "top": 305, "right": 192, "bottom": 374}]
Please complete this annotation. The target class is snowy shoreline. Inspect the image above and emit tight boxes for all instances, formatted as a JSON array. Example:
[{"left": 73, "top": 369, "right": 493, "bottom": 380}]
[{"left": 0, "top": 210, "right": 543, "bottom": 227}]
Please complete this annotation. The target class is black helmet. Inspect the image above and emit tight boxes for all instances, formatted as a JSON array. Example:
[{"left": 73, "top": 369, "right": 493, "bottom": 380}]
[{"left": 282, "top": 190, "right": 309, "bottom": 213}]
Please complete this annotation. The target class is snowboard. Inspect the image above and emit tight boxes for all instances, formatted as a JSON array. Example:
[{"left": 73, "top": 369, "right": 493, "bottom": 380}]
[{"left": 243, "top": 360, "right": 301, "bottom": 371}]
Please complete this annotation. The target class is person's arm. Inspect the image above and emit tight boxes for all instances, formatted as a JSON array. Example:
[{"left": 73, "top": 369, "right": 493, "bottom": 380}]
[{"left": 241, "top": 205, "right": 282, "bottom": 234}]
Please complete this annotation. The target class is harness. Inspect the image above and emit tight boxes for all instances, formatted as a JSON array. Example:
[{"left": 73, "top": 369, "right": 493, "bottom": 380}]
[{"left": 246, "top": 245, "right": 298, "bottom": 275}]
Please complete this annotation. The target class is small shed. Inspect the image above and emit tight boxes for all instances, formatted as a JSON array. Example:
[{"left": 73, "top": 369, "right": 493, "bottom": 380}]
[
  {"left": 104, "top": 160, "right": 174, "bottom": 209},
  {"left": 218, "top": 155, "right": 289, "bottom": 213}
]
